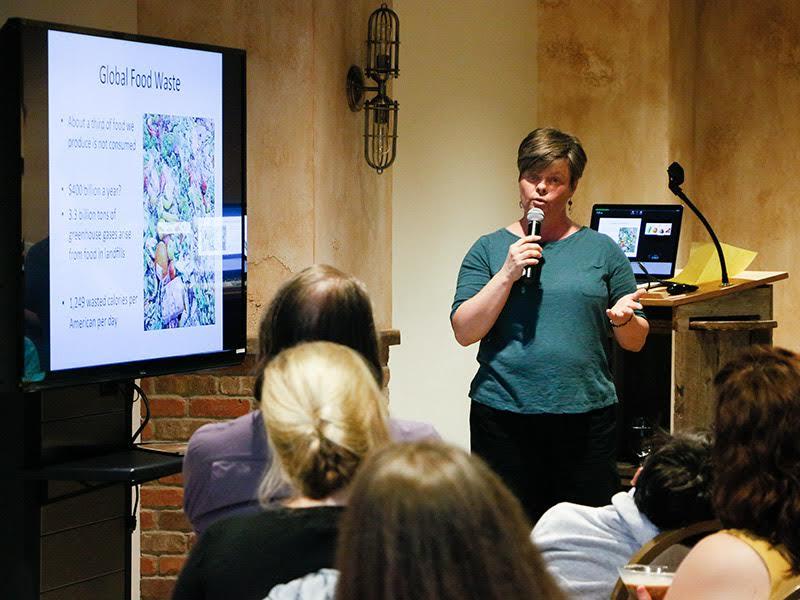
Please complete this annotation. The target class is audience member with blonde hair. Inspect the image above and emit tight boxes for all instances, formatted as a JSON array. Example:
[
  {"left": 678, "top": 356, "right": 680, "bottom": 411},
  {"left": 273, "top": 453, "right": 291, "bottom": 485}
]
[
  {"left": 636, "top": 345, "right": 800, "bottom": 600},
  {"left": 182, "top": 264, "right": 439, "bottom": 533},
  {"left": 173, "top": 342, "right": 390, "bottom": 600},
  {"left": 267, "top": 441, "right": 566, "bottom": 600}
]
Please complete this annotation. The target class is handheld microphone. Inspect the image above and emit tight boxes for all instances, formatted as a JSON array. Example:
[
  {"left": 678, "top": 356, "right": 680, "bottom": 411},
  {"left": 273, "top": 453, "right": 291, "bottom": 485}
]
[{"left": 523, "top": 207, "right": 544, "bottom": 284}]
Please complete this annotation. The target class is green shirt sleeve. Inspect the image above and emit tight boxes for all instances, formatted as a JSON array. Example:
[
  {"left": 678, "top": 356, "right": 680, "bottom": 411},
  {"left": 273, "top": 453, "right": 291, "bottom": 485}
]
[
  {"left": 451, "top": 236, "right": 493, "bottom": 320},
  {"left": 605, "top": 238, "right": 647, "bottom": 319}
]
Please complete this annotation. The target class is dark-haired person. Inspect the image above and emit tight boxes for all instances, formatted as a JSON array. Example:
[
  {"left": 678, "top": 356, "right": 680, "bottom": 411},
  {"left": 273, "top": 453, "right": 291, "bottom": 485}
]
[
  {"left": 451, "top": 127, "right": 649, "bottom": 521},
  {"left": 182, "top": 265, "right": 439, "bottom": 533},
  {"left": 532, "top": 431, "right": 714, "bottom": 599},
  {"left": 267, "top": 441, "right": 566, "bottom": 600},
  {"left": 636, "top": 346, "right": 800, "bottom": 600},
  {"left": 173, "top": 342, "right": 390, "bottom": 600}
]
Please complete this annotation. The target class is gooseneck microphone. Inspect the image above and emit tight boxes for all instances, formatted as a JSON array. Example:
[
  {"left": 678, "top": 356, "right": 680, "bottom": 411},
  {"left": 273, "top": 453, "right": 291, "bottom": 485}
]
[
  {"left": 523, "top": 207, "right": 544, "bottom": 285},
  {"left": 667, "top": 161, "right": 729, "bottom": 286}
]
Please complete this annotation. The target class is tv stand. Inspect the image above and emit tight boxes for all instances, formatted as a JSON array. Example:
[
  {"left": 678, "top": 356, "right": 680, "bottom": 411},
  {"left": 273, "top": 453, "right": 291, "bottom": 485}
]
[
  {"left": 25, "top": 446, "right": 182, "bottom": 483},
  {"left": 3, "top": 381, "right": 182, "bottom": 600}
]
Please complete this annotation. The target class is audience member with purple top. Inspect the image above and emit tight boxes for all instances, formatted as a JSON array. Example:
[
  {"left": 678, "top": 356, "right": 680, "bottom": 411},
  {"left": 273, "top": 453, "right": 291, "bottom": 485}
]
[{"left": 182, "top": 265, "right": 440, "bottom": 534}]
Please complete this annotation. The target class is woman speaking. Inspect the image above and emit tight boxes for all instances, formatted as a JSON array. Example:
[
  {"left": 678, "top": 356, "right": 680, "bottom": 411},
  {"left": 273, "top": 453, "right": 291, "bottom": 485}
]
[{"left": 451, "top": 127, "right": 649, "bottom": 522}]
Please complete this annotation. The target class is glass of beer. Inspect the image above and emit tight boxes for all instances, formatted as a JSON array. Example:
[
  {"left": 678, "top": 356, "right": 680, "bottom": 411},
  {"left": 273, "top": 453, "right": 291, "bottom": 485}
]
[{"left": 618, "top": 564, "right": 674, "bottom": 599}]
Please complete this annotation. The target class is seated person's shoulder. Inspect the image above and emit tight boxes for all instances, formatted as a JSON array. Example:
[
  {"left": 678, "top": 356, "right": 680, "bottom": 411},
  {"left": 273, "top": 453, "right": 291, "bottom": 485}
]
[
  {"left": 186, "top": 410, "right": 263, "bottom": 461},
  {"left": 534, "top": 499, "right": 614, "bottom": 535},
  {"left": 533, "top": 501, "right": 581, "bottom": 532},
  {"left": 667, "top": 531, "right": 771, "bottom": 599},
  {"left": 183, "top": 410, "right": 268, "bottom": 532},
  {"left": 388, "top": 417, "right": 442, "bottom": 442}
]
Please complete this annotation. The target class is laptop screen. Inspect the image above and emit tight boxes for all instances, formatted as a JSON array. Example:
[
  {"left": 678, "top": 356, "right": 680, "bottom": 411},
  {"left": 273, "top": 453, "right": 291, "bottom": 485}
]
[{"left": 590, "top": 204, "right": 683, "bottom": 281}]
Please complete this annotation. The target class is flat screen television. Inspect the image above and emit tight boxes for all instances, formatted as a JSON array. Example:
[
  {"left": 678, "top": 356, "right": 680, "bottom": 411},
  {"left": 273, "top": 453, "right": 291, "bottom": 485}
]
[{"left": 0, "top": 19, "right": 247, "bottom": 392}]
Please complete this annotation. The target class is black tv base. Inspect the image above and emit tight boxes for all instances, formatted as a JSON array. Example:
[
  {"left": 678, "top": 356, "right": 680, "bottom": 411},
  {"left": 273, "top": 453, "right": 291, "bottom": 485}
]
[
  {"left": 3, "top": 381, "right": 182, "bottom": 600},
  {"left": 25, "top": 446, "right": 183, "bottom": 483}
]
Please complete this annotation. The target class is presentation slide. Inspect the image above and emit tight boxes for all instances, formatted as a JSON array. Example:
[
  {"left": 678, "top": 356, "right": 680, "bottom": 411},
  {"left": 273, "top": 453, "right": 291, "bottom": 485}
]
[
  {"left": 48, "top": 31, "right": 224, "bottom": 371},
  {"left": 597, "top": 217, "right": 642, "bottom": 258}
]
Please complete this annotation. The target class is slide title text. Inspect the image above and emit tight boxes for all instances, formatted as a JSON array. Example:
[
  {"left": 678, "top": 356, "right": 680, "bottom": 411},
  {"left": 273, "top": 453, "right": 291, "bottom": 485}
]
[{"left": 98, "top": 65, "right": 181, "bottom": 91}]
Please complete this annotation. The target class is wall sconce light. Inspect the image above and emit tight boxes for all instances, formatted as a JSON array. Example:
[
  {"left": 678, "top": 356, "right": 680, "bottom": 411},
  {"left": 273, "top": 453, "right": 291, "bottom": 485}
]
[{"left": 346, "top": 3, "right": 399, "bottom": 174}]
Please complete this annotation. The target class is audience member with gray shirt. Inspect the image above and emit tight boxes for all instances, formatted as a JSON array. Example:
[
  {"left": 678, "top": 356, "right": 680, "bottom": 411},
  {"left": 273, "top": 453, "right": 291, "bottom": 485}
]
[{"left": 531, "top": 431, "right": 714, "bottom": 599}]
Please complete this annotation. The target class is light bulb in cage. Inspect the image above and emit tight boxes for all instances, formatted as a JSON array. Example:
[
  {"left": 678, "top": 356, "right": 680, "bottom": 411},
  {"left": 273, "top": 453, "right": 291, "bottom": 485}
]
[
  {"left": 347, "top": 3, "right": 400, "bottom": 174},
  {"left": 364, "top": 93, "right": 398, "bottom": 173},
  {"left": 366, "top": 4, "right": 399, "bottom": 81}
]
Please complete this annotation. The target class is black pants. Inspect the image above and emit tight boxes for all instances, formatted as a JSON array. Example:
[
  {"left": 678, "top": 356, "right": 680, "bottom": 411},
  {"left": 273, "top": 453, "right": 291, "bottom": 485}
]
[{"left": 470, "top": 400, "right": 619, "bottom": 525}]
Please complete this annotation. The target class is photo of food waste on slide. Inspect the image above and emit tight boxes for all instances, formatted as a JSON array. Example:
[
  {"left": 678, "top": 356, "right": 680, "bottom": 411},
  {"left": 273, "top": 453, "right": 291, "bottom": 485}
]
[{"left": 143, "top": 114, "right": 216, "bottom": 330}]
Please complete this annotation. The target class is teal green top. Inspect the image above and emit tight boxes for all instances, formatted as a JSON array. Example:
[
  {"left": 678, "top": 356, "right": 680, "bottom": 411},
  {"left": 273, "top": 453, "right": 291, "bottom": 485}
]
[{"left": 451, "top": 226, "right": 642, "bottom": 414}]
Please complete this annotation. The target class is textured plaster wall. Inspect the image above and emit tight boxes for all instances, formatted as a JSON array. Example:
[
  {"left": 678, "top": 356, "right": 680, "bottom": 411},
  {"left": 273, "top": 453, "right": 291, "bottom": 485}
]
[
  {"left": 0, "top": 0, "right": 136, "bottom": 29},
  {"left": 537, "top": 0, "right": 677, "bottom": 228},
  {"left": 537, "top": 0, "right": 797, "bottom": 348},
  {"left": 667, "top": 0, "right": 699, "bottom": 262},
  {"left": 692, "top": 0, "right": 800, "bottom": 348},
  {"left": 138, "top": 0, "right": 393, "bottom": 332}
]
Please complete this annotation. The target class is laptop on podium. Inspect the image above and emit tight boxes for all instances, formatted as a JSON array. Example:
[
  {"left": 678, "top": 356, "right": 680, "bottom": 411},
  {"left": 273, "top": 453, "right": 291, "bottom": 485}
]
[{"left": 589, "top": 204, "right": 683, "bottom": 283}]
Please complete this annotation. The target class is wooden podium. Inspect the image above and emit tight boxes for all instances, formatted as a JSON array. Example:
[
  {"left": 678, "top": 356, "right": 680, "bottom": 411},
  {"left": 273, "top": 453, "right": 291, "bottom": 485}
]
[{"left": 612, "top": 271, "right": 788, "bottom": 448}]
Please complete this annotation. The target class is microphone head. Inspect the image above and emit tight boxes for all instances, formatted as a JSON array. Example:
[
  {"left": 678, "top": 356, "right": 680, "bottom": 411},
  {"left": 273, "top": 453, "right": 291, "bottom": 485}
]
[
  {"left": 527, "top": 207, "right": 544, "bottom": 223},
  {"left": 667, "top": 162, "right": 685, "bottom": 187}
]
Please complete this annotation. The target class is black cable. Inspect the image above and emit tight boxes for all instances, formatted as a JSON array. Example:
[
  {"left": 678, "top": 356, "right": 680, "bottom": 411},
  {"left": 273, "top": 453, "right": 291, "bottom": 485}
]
[
  {"left": 636, "top": 261, "right": 658, "bottom": 291},
  {"left": 130, "top": 382, "right": 151, "bottom": 445},
  {"left": 637, "top": 261, "right": 698, "bottom": 295},
  {"left": 127, "top": 484, "right": 139, "bottom": 534}
]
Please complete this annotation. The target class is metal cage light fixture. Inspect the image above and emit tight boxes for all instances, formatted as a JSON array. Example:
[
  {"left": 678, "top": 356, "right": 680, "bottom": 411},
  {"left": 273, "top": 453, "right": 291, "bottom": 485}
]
[{"left": 347, "top": 3, "right": 399, "bottom": 174}]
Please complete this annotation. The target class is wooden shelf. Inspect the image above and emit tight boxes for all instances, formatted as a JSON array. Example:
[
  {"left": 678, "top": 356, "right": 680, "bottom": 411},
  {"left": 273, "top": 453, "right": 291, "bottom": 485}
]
[{"left": 689, "top": 319, "right": 777, "bottom": 331}]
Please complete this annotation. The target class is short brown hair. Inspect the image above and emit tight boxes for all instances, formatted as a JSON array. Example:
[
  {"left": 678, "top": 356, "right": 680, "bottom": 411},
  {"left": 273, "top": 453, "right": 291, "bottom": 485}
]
[
  {"left": 517, "top": 127, "right": 587, "bottom": 187},
  {"left": 335, "top": 442, "right": 566, "bottom": 600},
  {"left": 712, "top": 345, "right": 800, "bottom": 573},
  {"left": 254, "top": 265, "right": 381, "bottom": 399}
]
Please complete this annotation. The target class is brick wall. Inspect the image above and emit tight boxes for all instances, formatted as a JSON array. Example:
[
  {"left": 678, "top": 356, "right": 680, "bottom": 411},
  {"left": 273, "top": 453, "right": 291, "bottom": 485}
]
[
  {"left": 136, "top": 331, "right": 398, "bottom": 600},
  {"left": 137, "top": 353, "right": 257, "bottom": 600}
]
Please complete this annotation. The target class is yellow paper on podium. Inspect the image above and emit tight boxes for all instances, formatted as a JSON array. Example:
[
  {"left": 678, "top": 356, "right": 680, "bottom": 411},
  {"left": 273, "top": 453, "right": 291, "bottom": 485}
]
[{"left": 668, "top": 242, "right": 757, "bottom": 285}]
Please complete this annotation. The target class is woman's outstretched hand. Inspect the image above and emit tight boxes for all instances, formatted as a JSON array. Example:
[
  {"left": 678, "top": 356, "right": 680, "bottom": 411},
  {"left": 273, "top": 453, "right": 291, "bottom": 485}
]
[{"left": 607, "top": 288, "right": 645, "bottom": 326}]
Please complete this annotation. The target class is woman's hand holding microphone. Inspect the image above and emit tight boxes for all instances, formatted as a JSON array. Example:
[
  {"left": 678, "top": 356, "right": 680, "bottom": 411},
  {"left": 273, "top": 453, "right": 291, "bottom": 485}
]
[{"left": 502, "top": 234, "right": 542, "bottom": 283}]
